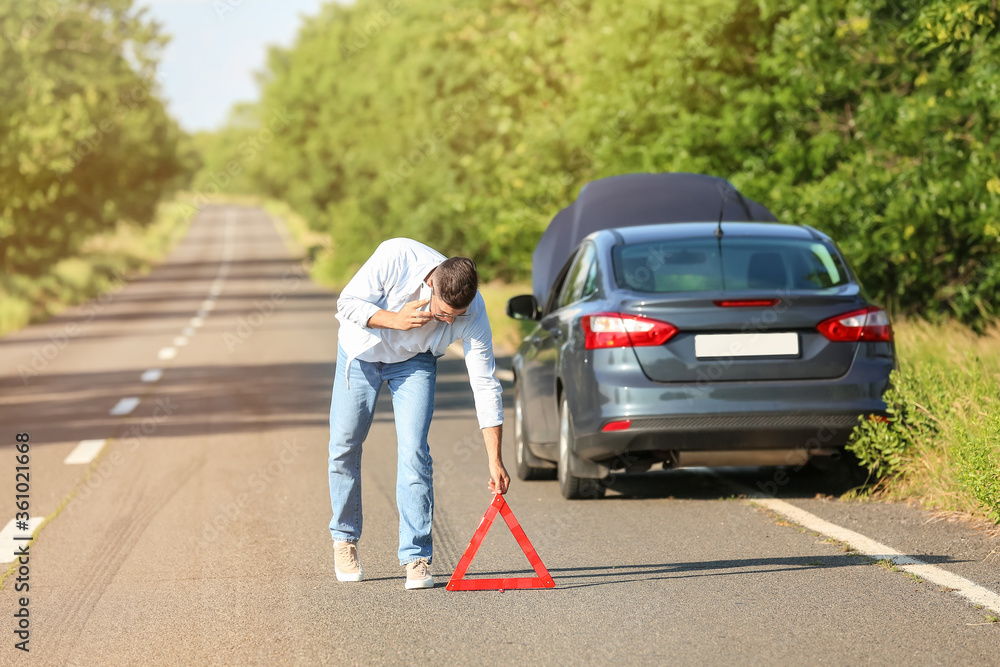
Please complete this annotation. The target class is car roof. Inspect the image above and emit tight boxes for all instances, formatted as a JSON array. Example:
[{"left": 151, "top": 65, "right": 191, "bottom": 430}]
[{"left": 595, "top": 222, "right": 820, "bottom": 245}]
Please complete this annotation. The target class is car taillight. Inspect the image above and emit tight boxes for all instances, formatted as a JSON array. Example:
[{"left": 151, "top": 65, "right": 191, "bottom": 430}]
[
  {"left": 817, "top": 306, "right": 893, "bottom": 343},
  {"left": 581, "top": 312, "right": 678, "bottom": 350}
]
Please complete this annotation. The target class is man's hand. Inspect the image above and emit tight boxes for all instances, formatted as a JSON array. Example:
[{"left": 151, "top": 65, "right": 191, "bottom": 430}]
[
  {"left": 394, "top": 298, "right": 434, "bottom": 330},
  {"left": 367, "top": 299, "right": 433, "bottom": 330},
  {"left": 489, "top": 460, "right": 510, "bottom": 495}
]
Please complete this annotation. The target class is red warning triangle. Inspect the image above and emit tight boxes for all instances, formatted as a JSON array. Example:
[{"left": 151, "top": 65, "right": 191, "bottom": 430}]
[{"left": 446, "top": 494, "right": 555, "bottom": 591}]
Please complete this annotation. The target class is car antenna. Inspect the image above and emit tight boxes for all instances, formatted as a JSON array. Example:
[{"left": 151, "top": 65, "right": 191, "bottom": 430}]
[
  {"left": 715, "top": 182, "right": 728, "bottom": 289},
  {"left": 715, "top": 184, "right": 727, "bottom": 239}
]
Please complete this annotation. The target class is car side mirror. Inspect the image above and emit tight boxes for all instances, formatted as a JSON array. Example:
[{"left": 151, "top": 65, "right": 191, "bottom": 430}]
[{"left": 506, "top": 294, "right": 540, "bottom": 321}]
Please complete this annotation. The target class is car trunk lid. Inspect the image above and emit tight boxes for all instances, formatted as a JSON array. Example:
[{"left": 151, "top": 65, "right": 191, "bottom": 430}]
[{"left": 616, "top": 292, "right": 864, "bottom": 382}]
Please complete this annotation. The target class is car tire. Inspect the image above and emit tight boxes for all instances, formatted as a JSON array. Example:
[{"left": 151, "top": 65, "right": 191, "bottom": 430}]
[
  {"left": 514, "top": 383, "right": 556, "bottom": 481},
  {"left": 558, "top": 396, "right": 605, "bottom": 500}
]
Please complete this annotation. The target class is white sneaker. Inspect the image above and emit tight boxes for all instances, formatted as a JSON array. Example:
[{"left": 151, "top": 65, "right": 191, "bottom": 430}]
[
  {"left": 404, "top": 558, "right": 434, "bottom": 590},
  {"left": 334, "top": 541, "right": 364, "bottom": 582}
]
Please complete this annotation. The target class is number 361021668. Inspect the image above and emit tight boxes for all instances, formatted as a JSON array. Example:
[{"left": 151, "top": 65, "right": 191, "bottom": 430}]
[{"left": 15, "top": 433, "right": 30, "bottom": 518}]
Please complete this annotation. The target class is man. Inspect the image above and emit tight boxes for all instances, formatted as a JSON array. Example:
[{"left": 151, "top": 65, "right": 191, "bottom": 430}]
[{"left": 328, "top": 237, "right": 510, "bottom": 590}]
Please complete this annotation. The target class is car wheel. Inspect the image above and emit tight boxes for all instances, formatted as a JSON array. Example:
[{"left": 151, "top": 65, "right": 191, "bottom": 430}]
[
  {"left": 558, "top": 396, "right": 605, "bottom": 500},
  {"left": 515, "top": 383, "right": 556, "bottom": 481}
]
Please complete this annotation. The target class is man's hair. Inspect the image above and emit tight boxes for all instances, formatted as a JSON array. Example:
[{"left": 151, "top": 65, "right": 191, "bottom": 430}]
[{"left": 435, "top": 257, "right": 478, "bottom": 309}]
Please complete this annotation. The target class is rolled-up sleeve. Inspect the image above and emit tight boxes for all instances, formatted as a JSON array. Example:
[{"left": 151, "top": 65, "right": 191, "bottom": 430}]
[
  {"left": 462, "top": 295, "right": 504, "bottom": 429},
  {"left": 337, "top": 242, "right": 396, "bottom": 328}
]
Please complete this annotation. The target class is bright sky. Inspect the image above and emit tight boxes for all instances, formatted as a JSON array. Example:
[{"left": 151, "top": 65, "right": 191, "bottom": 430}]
[{"left": 140, "top": 0, "right": 329, "bottom": 132}]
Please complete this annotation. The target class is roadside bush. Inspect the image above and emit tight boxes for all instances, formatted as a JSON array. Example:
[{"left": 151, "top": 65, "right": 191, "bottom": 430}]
[
  {"left": 847, "top": 375, "right": 927, "bottom": 480},
  {"left": 847, "top": 321, "right": 1000, "bottom": 523},
  {"left": 0, "top": 196, "right": 194, "bottom": 337},
  {"left": 955, "top": 423, "right": 1000, "bottom": 524}
]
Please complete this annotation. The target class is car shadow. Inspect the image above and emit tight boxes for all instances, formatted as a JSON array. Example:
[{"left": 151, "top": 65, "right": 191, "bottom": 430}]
[{"left": 602, "top": 465, "right": 868, "bottom": 500}]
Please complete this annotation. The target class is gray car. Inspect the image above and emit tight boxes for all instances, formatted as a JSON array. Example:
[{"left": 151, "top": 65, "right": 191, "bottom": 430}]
[{"left": 507, "top": 222, "right": 895, "bottom": 499}]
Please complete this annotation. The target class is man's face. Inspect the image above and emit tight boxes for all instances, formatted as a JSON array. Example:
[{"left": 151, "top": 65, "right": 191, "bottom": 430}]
[{"left": 429, "top": 288, "right": 468, "bottom": 323}]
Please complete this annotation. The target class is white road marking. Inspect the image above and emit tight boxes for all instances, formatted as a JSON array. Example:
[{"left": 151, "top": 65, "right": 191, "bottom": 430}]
[
  {"left": 190, "top": 317, "right": 204, "bottom": 328},
  {"left": 141, "top": 368, "right": 163, "bottom": 382},
  {"left": 201, "top": 299, "right": 215, "bottom": 311},
  {"left": 173, "top": 336, "right": 189, "bottom": 346},
  {"left": 64, "top": 439, "right": 107, "bottom": 464},
  {"left": 182, "top": 326, "right": 196, "bottom": 336},
  {"left": 109, "top": 397, "right": 140, "bottom": 415},
  {"left": 196, "top": 309, "right": 209, "bottom": 319},
  {"left": 495, "top": 369, "right": 514, "bottom": 382},
  {"left": 158, "top": 347, "right": 177, "bottom": 360},
  {"left": 755, "top": 497, "right": 1000, "bottom": 615},
  {"left": 0, "top": 518, "right": 45, "bottom": 563}
]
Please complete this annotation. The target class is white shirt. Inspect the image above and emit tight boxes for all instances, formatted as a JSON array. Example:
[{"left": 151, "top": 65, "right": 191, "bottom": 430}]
[{"left": 336, "top": 238, "right": 504, "bottom": 429}]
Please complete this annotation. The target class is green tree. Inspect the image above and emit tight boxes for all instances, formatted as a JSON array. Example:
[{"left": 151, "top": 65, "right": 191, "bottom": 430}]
[
  {"left": 0, "top": 0, "right": 187, "bottom": 275},
  {"left": 209, "top": 0, "right": 1000, "bottom": 325}
]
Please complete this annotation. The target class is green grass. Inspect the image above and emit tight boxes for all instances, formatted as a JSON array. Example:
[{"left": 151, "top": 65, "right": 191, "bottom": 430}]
[
  {"left": 0, "top": 197, "right": 194, "bottom": 337},
  {"left": 847, "top": 319, "right": 1000, "bottom": 524},
  {"left": 875, "top": 558, "right": 900, "bottom": 572}
]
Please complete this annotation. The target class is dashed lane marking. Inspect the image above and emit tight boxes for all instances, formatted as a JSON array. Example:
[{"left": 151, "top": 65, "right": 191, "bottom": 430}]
[
  {"left": 109, "top": 397, "right": 140, "bottom": 415},
  {"left": 64, "top": 439, "right": 107, "bottom": 464},
  {"left": 173, "top": 336, "right": 189, "bottom": 346},
  {"left": 158, "top": 347, "right": 177, "bottom": 360},
  {"left": 141, "top": 369, "right": 163, "bottom": 382},
  {"left": 0, "top": 518, "right": 44, "bottom": 564}
]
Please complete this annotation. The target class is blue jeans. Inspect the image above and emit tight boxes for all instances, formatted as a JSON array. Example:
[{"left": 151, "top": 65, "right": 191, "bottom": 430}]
[{"left": 328, "top": 344, "right": 437, "bottom": 565}]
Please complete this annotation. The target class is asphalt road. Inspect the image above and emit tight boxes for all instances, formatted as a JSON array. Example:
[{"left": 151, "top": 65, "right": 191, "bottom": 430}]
[{"left": 1, "top": 206, "right": 997, "bottom": 666}]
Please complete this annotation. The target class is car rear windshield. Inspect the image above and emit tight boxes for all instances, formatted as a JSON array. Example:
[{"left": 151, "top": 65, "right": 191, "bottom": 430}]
[{"left": 612, "top": 237, "right": 851, "bottom": 293}]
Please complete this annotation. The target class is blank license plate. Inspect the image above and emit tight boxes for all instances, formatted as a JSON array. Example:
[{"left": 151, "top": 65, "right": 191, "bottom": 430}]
[{"left": 694, "top": 333, "right": 799, "bottom": 359}]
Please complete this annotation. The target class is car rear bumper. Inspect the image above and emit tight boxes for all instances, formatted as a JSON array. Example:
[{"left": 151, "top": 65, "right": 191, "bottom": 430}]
[
  {"left": 573, "top": 412, "right": 868, "bottom": 463},
  {"left": 565, "top": 347, "right": 892, "bottom": 464}
]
